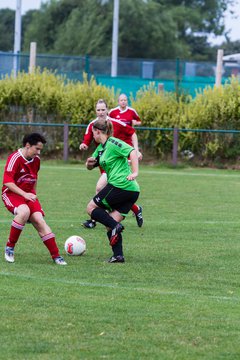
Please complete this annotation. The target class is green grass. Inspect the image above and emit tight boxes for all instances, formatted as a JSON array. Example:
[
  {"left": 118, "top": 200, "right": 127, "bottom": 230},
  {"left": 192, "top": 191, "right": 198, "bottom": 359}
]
[{"left": 1, "top": 162, "right": 240, "bottom": 359}]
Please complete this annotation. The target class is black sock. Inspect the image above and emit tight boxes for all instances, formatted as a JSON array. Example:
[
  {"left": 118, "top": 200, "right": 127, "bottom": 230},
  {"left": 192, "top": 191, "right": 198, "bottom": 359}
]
[
  {"left": 91, "top": 208, "right": 118, "bottom": 229},
  {"left": 107, "top": 230, "right": 123, "bottom": 257}
]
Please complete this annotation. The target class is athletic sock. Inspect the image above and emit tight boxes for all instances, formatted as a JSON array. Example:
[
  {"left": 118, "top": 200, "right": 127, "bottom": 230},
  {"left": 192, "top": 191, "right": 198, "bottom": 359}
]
[
  {"left": 6, "top": 220, "right": 25, "bottom": 247},
  {"left": 41, "top": 233, "right": 60, "bottom": 259},
  {"left": 131, "top": 204, "right": 139, "bottom": 215},
  {"left": 91, "top": 208, "right": 118, "bottom": 229},
  {"left": 107, "top": 230, "right": 123, "bottom": 257}
]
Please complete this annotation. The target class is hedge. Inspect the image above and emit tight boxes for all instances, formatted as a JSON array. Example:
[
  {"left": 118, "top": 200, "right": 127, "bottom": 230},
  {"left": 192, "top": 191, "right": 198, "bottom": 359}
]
[{"left": 0, "top": 70, "right": 240, "bottom": 162}]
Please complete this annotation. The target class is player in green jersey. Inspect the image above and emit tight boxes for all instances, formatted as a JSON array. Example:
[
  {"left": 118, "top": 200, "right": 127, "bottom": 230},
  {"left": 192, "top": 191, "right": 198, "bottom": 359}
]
[{"left": 86, "top": 118, "right": 140, "bottom": 263}]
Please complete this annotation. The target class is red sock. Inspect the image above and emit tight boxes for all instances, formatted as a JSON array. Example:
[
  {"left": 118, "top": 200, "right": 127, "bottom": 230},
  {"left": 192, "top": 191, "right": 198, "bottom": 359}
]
[
  {"left": 6, "top": 220, "right": 25, "bottom": 247},
  {"left": 41, "top": 233, "right": 60, "bottom": 259},
  {"left": 131, "top": 204, "right": 139, "bottom": 215}
]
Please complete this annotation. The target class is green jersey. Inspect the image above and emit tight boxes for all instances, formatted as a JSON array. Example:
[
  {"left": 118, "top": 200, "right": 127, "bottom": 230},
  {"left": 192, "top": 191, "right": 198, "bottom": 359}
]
[{"left": 92, "top": 136, "right": 140, "bottom": 192}]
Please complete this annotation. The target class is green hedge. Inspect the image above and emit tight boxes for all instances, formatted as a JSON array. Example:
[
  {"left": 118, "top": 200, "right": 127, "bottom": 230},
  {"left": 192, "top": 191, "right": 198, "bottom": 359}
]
[
  {"left": 0, "top": 70, "right": 240, "bottom": 162},
  {"left": 132, "top": 79, "right": 240, "bottom": 161}
]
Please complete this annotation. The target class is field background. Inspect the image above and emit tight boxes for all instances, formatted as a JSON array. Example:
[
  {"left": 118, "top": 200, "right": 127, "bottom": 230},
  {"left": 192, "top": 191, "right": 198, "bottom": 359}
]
[{"left": 1, "top": 161, "right": 240, "bottom": 359}]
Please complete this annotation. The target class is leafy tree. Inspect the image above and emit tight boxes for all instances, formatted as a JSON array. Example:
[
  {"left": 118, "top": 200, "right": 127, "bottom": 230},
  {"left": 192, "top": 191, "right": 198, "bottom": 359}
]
[
  {"left": 53, "top": 0, "right": 112, "bottom": 55},
  {"left": 0, "top": 9, "right": 15, "bottom": 51},
  {"left": 1, "top": 0, "right": 236, "bottom": 61},
  {"left": 220, "top": 39, "right": 240, "bottom": 54},
  {"left": 118, "top": 0, "right": 184, "bottom": 58},
  {"left": 22, "top": 10, "right": 39, "bottom": 50}
]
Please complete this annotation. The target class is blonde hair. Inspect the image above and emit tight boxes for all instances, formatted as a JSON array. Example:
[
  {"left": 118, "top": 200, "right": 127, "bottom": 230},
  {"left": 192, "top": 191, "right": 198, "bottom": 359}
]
[
  {"left": 93, "top": 119, "right": 113, "bottom": 137},
  {"left": 118, "top": 93, "right": 128, "bottom": 100}
]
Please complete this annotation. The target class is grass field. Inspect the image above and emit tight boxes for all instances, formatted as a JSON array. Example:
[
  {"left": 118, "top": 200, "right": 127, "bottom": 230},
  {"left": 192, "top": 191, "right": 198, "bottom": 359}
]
[{"left": 1, "top": 161, "right": 240, "bottom": 359}]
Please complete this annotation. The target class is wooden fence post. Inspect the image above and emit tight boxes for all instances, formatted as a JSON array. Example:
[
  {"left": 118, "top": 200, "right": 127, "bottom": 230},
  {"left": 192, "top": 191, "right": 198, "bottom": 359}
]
[
  {"left": 172, "top": 127, "right": 179, "bottom": 166},
  {"left": 215, "top": 49, "right": 224, "bottom": 87},
  {"left": 63, "top": 123, "right": 69, "bottom": 161},
  {"left": 29, "top": 42, "right": 37, "bottom": 74}
]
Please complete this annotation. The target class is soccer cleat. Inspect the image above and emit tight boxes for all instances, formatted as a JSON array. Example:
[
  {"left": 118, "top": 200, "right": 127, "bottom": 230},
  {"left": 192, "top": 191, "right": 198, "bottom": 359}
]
[
  {"left": 82, "top": 219, "right": 96, "bottom": 229},
  {"left": 135, "top": 206, "right": 143, "bottom": 227},
  {"left": 108, "top": 255, "right": 125, "bottom": 263},
  {"left": 53, "top": 256, "right": 67, "bottom": 265},
  {"left": 110, "top": 223, "right": 124, "bottom": 246},
  {"left": 5, "top": 246, "right": 15, "bottom": 263}
]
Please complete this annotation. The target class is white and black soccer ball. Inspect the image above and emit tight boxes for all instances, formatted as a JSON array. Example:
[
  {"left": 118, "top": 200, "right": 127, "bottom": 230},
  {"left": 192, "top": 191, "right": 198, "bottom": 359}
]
[{"left": 64, "top": 235, "right": 86, "bottom": 256}]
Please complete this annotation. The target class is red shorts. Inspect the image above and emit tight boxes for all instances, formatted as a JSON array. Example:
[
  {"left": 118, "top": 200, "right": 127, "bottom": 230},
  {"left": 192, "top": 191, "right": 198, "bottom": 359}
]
[
  {"left": 99, "top": 166, "right": 106, "bottom": 174},
  {"left": 2, "top": 192, "right": 45, "bottom": 217}
]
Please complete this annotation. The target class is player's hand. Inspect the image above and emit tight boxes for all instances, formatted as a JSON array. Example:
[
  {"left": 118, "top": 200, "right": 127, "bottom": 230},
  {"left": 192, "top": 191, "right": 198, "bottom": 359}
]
[
  {"left": 132, "top": 120, "right": 141, "bottom": 126},
  {"left": 86, "top": 157, "right": 97, "bottom": 170},
  {"left": 127, "top": 172, "right": 138, "bottom": 181},
  {"left": 24, "top": 192, "right": 37, "bottom": 202},
  {"left": 137, "top": 151, "right": 143, "bottom": 161},
  {"left": 79, "top": 143, "right": 88, "bottom": 151}
]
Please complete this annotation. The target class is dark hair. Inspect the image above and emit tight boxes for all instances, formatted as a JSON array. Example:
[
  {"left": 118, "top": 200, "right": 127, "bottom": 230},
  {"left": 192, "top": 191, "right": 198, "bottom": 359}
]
[
  {"left": 93, "top": 119, "right": 113, "bottom": 137},
  {"left": 22, "top": 133, "right": 47, "bottom": 146}
]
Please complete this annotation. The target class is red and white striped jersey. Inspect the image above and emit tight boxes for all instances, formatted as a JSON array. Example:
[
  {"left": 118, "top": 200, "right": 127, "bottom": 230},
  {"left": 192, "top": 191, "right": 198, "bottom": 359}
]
[
  {"left": 108, "top": 106, "right": 141, "bottom": 126},
  {"left": 2, "top": 149, "right": 40, "bottom": 195},
  {"left": 81, "top": 117, "right": 135, "bottom": 147}
]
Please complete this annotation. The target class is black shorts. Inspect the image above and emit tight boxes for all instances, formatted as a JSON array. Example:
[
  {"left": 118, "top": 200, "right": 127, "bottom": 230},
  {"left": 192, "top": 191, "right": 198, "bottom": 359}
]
[{"left": 93, "top": 183, "right": 139, "bottom": 216}]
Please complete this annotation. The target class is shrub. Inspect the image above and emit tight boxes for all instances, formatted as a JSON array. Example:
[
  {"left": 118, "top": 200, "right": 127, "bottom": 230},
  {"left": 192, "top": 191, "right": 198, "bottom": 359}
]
[{"left": 1, "top": 71, "right": 240, "bottom": 163}]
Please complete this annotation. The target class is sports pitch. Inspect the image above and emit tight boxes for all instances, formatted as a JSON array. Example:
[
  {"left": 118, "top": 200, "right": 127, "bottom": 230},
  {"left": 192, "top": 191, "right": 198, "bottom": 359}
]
[{"left": 1, "top": 162, "right": 240, "bottom": 359}]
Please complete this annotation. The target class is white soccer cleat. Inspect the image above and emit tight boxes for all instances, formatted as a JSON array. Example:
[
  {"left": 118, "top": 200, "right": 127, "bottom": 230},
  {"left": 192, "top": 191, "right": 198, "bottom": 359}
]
[
  {"left": 5, "top": 246, "right": 15, "bottom": 263},
  {"left": 53, "top": 256, "right": 67, "bottom": 265}
]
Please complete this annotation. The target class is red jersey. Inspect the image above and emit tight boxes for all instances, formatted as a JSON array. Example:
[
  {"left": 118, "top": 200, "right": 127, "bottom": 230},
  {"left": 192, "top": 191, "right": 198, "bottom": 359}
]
[
  {"left": 82, "top": 117, "right": 135, "bottom": 147},
  {"left": 108, "top": 106, "right": 141, "bottom": 126},
  {"left": 2, "top": 149, "right": 40, "bottom": 195}
]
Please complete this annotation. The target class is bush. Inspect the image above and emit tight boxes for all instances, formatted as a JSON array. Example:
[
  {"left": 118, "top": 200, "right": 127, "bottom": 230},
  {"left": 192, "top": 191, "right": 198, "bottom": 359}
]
[
  {"left": 1, "top": 71, "right": 240, "bottom": 163},
  {"left": 0, "top": 69, "right": 116, "bottom": 153}
]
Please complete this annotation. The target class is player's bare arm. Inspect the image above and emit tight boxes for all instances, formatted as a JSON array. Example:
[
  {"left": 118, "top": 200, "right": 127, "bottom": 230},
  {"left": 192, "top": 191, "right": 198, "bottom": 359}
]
[
  {"left": 127, "top": 150, "right": 139, "bottom": 181},
  {"left": 131, "top": 133, "right": 143, "bottom": 161},
  {"left": 4, "top": 182, "right": 37, "bottom": 202}
]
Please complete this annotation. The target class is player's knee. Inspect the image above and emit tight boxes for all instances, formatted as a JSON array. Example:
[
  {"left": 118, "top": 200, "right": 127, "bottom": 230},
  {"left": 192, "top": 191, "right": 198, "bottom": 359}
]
[
  {"left": 15, "top": 204, "right": 31, "bottom": 222},
  {"left": 96, "top": 184, "right": 102, "bottom": 193},
  {"left": 87, "top": 201, "right": 96, "bottom": 216},
  {"left": 29, "top": 212, "right": 47, "bottom": 229}
]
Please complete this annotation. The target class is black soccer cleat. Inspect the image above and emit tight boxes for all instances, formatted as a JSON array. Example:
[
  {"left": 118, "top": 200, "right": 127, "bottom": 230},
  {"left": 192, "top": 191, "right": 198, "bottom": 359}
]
[
  {"left": 82, "top": 219, "right": 96, "bottom": 229},
  {"left": 108, "top": 255, "right": 125, "bottom": 263},
  {"left": 110, "top": 223, "right": 124, "bottom": 246},
  {"left": 135, "top": 206, "right": 143, "bottom": 227}
]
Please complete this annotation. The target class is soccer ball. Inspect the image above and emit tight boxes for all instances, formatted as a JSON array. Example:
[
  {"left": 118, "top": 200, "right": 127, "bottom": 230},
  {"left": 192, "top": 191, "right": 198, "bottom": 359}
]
[{"left": 64, "top": 235, "right": 86, "bottom": 256}]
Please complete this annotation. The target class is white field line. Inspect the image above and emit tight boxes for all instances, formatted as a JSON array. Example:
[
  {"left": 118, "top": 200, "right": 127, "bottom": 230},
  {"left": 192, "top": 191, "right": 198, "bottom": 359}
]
[{"left": 0, "top": 270, "right": 239, "bottom": 302}]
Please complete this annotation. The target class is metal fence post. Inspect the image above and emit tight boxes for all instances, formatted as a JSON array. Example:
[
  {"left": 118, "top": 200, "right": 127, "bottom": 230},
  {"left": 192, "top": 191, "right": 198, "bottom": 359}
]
[
  {"left": 85, "top": 54, "right": 90, "bottom": 80},
  {"left": 172, "top": 127, "right": 179, "bottom": 166},
  {"left": 63, "top": 123, "right": 69, "bottom": 161},
  {"left": 175, "top": 57, "right": 180, "bottom": 101}
]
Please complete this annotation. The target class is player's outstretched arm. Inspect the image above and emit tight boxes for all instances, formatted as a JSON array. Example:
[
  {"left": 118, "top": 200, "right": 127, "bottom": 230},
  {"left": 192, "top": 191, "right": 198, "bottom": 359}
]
[{"left": 79, "top": 143, "right": 88, "bottom": 151}]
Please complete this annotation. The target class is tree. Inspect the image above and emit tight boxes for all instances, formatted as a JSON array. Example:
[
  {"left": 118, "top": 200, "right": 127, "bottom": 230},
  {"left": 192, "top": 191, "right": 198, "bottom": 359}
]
[
  {"left": 53, "top": 0, "right": 112, "bottom": 55},
  {"left": 19, "top": 0, "right": 236, "bottom": 60},
  {"left": 0, "top": 9, "right": 15, "bottom": 51},
  {"left": 220, "top": 39, "right": 240, "bottom": 55}
]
